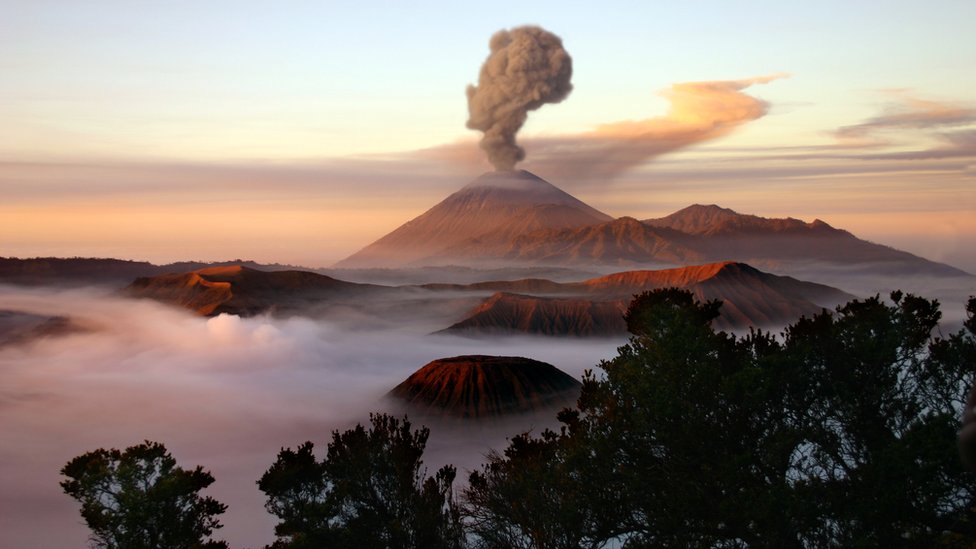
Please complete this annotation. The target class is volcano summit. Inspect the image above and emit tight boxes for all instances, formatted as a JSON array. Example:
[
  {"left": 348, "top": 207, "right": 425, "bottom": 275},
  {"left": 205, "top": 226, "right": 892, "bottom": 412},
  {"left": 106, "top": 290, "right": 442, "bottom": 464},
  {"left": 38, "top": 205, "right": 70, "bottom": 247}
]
[{"left": 337, "top": 170, "right": 611, "bottom": 268}]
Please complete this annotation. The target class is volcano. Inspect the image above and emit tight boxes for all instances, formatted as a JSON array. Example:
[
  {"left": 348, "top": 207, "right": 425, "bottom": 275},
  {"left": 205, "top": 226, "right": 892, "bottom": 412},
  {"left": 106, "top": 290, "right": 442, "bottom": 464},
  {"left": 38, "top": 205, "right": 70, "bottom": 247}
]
[
  {"left": 336, "top": 170, "right": 612, "bottom": 268},
  {"left": 642, "top": 204, "right": 967, "bottom": 274},
  {"left": 387, "top": 355, "right": 581, "bottom": 419},
  {"left": 335, "top": 173, "right": 968, "bottom": 278}
]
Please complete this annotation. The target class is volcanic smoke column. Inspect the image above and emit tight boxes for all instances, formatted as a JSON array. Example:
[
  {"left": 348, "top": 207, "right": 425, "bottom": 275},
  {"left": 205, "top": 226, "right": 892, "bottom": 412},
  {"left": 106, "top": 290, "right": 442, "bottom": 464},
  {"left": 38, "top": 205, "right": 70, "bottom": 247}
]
[{"left": 466, "top": 26, "right": 573, "bottom": 171}]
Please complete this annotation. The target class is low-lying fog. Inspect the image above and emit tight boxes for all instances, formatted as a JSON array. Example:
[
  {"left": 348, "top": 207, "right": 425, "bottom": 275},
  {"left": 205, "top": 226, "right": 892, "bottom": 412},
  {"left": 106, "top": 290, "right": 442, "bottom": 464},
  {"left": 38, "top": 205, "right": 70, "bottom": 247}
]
[
  {"left": 2, "top": 270, "right": 972, "bottom": 549},
  {"left": 0, "top": 285, "right": 623, "bottom": 549},
  {"left": 787, "top": 268, "right": 974, "bottom": 330}
]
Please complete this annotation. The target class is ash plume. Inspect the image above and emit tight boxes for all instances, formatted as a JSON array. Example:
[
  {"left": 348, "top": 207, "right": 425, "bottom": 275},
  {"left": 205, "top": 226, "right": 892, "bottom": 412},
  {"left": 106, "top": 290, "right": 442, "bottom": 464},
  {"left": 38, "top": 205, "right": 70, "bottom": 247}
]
[
  {"left": 432, "top": 74, "right": 786, "bottom": 181},
  {"left": 466, "top": 26, "right": 573, "bottom": 171}
]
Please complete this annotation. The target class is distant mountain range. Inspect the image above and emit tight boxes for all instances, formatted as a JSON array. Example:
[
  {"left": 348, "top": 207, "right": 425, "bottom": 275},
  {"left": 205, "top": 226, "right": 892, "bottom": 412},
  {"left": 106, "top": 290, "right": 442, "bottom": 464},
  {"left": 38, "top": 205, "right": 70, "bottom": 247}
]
[
  {"left": 120, "top": 261, "right": 851, "bottom": 334},
  {"left": 386, "top": 355, "right": 580, "bottom": 419},
  {"left": 338, "top": 170, "right": 968, "bottom": 277},
  {"left": 125, "top": 265, "right": 380, "bottom": 316},
  {"left": 643, "top": 204, "right": 961, "bottom": 274},
  {"left": 436, "top": 261, "right": 853, "bottom": 335},
  {"left": 0, "top": 257, "right": 308, "bottom": 287},
  {"left": 3, "top": 171, "right": 967, "bottom": 287},
  {"left": 5, "top": 170, "right": 968, "bottom": 336}
]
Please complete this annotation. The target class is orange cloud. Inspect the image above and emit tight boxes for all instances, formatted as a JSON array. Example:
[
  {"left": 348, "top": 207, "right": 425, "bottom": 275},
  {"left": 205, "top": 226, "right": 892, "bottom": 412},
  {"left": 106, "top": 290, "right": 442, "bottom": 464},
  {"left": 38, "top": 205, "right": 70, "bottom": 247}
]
[
  {"left": 417, "top": 74, "right": 787, "bottom": 182},
  {"left": 593, "top": 74, "right": 784, "bottom": 137}
]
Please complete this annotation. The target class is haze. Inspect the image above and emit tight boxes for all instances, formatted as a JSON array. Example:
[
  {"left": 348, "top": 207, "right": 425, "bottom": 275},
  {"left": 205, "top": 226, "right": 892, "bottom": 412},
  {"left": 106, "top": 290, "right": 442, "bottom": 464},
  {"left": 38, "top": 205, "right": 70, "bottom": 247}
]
[
  {"left": 0, "top": 285, "right": 620, "bottom": 548},
  {"left": 1, "top": 2, "right": 975, "bottom": 547}
]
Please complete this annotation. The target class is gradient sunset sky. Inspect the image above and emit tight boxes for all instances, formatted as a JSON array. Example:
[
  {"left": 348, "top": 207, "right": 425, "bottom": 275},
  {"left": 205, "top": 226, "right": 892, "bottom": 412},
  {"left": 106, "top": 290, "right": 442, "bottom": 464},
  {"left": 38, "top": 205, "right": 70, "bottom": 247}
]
[{"left": 3, "top": 0, "right": 974, "bottom": 270}]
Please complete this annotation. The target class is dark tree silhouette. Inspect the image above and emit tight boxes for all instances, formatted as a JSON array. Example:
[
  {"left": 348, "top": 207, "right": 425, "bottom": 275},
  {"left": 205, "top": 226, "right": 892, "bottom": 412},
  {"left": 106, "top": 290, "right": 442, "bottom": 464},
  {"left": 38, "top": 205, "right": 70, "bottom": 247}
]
[
  {"left": 466, "top": 425, "right": 605, "bottom": 549},
  {"left": 779, "top": 291, "right": 976, "bottom": 545},
  {"left": 60, "top": 440, "right": 227, "bottom": 549},
  {"left": 464, "top": 289, "right": 976, "bottom": 547},
  {"left": 955, "top": 297, "right": 976, "bottom": 470},
  {"left": 258, "top": 413, "right": 464, "bottom": 549}
]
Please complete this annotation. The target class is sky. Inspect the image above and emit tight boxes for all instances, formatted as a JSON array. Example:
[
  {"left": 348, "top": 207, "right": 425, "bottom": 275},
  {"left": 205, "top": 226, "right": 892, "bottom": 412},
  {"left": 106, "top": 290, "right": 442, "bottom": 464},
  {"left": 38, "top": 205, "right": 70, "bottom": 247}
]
[{"left": 2, "top": 0, "right": 975, "bottom": 270}]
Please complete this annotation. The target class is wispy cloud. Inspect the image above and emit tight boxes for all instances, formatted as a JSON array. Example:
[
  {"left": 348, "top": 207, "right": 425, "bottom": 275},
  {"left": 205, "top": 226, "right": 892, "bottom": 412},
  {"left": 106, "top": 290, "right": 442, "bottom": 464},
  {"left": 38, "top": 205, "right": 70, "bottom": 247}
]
[
  {"left": 417, "top": 74, "right": 788, "bottom": 183},
  {"left": 835, "top": 92, "right": 976, "bottom": 145},
  {"left": 5, "top": 82, "right": 974, "bottom": 271}
]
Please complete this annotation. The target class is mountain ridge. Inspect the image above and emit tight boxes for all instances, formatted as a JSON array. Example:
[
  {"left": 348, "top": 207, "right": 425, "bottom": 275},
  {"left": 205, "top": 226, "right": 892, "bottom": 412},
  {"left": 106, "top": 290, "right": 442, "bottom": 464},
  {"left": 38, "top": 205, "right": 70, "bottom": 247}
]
[
  {"left": 643, "top": 204, "right": 837, "bottom": 236},
  {"left": 125, "top": 265, "right": 379, "bottom": 316},
  {"left": 439, "top": 261, "right": 854, "bottom": 335},
  {"left": 0, "top": 257, "right": 318, "bottom": 287},
  {"left": 335, "top": 174, "right": 968, "bottom": 277}
]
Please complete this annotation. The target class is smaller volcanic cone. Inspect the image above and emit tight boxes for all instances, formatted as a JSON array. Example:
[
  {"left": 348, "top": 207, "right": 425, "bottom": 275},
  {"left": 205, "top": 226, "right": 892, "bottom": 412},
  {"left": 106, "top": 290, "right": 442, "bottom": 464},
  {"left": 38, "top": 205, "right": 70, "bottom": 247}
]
[{"left": 387, "top": 355, "right": 580, "bottom": 419}]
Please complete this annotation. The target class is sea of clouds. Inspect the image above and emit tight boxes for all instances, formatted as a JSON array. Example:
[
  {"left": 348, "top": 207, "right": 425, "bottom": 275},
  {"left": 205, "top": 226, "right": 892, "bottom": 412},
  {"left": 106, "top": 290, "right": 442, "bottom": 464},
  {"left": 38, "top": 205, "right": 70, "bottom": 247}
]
[{"left": 0, "top": 285, "right": 621, "bottom": 548}]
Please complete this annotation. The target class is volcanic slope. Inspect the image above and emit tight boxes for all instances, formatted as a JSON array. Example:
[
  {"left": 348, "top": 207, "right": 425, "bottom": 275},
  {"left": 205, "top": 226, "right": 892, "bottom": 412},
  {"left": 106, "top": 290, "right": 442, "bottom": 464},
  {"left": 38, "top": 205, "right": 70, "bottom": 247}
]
[
  {"left": 470, "top": 205, "right": 968, "bottom": 274},
  {"left": 641, "top": 204, "right": 968, "bottom": 276},
  {"left": 438, "top": 216, "right": 702, "bottom": 266},
  {"left": 438, "top": 261, "right": 853, "bottom": 335},
  {"left": 387, "top": 355, "right": 581, "bottom": 419},
  {"left": 336, "top": 170, "right": 612, "bottom": 268},
  {"left": 125, "top": 265, "right": 381, "bottom": 316},
  {"left": 337, "top": 174, "right": 967, "bottom": 275}
]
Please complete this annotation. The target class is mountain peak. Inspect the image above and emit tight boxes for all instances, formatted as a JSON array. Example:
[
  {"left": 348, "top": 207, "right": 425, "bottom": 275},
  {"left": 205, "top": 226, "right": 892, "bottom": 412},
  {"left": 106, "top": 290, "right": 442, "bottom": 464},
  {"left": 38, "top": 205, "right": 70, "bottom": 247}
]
[
  {"left": 336, "top": 171, "right": 611, "bottom": 268},
  {"left": 684, "top": 204, "right": 738, "bottom": 214},
  {"left": 463, "top": 169, "right": 548, "bottom": 190},
  {"left": 579, "top": 261, "right": 748, "bottom": 291},
  {"left": 644, "top": 204, "right": 835, "bottom": 237},
  {"left": 454, "top": 170, "right": 610, "bottom": 215},
  {"left": 644, "top": 204, "right": 746, "bottom": 235}
]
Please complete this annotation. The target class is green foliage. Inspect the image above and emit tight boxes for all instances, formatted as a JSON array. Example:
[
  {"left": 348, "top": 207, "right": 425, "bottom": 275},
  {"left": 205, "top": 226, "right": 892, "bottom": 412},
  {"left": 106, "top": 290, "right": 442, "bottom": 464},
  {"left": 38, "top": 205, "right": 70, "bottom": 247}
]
[
  {"left": 258, "top": 413, "right": 464, "bottom": 549},
  {"left": 956, "top": 298, "right": 976, "bottom": 472},
  {"left": 60, "top": 440, "right": 227, "bottom": 549},
  {"left": 782, "top": 291, "right": 974, "bottom": 546},
  {"left": 466, "top": 425, "right": 608, "bottom": 549},
  {"left": 59, "top": 292, "right": 976, "bottom": 548},
  {"left": 464, "top": 288, "right": 976, "bottom": 548}
]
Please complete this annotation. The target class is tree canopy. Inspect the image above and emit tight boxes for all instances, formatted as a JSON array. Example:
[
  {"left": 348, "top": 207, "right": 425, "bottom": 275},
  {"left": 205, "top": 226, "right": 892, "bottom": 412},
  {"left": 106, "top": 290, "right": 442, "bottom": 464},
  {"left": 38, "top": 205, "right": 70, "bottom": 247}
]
[
  {"left": 258, "top": 413, "right": 464, "bottom": 549},
  {"left": 464, "top": 289, "right": 976, "bottom": 548},
  {"left": 60, "top": 440, "right": 227, "bottom": 549},
  {"left": 59, "top": 292, "right": 976, "bottom": 548}
]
